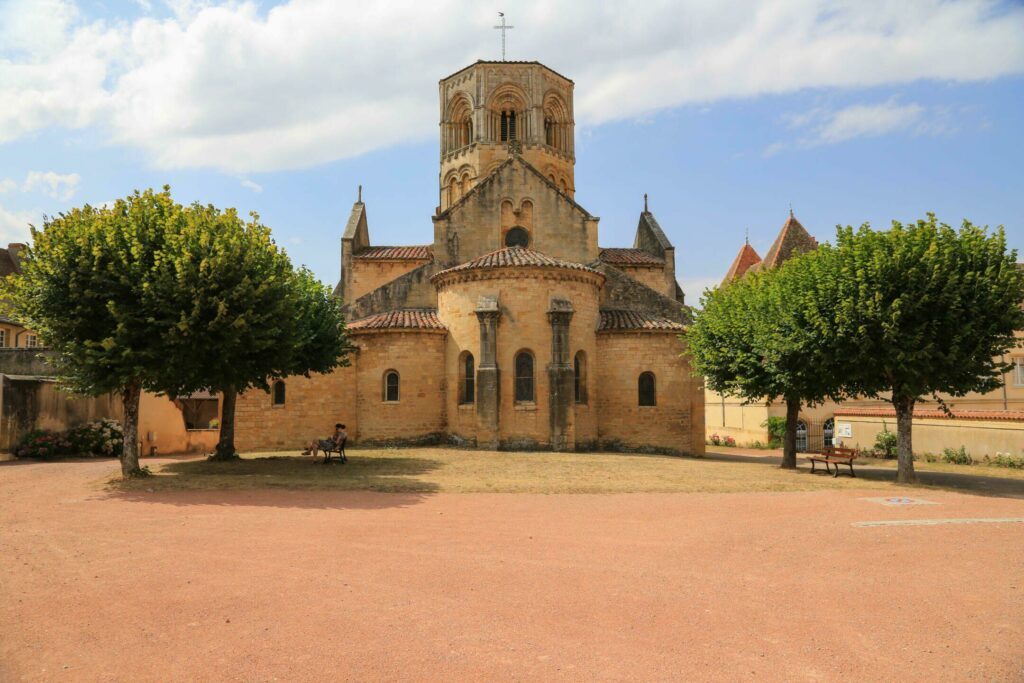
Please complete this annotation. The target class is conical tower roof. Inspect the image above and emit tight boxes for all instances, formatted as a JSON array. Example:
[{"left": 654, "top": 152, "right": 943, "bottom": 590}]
[
  {"left": 760, "top": 212, "right": 818, "bottom": 269},
  {"left": 722, "top": 242, "right": 762, "bottom": 285}
]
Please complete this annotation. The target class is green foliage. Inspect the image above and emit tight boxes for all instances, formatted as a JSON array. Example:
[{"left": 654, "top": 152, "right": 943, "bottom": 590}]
[
  {"left": 983, "top": 453, "right": 1024, "bottom": 469},
  {"left": 689, "top": 247, "right": 847, "bottom": 467},
  {"left": 4, "top": 189, "right": 186, "bottom": 396},
  {"left": 873, "top": 423, "right": 898, "bottom": 458},
  {"left": 762, "top": 417, "right": 787, "bottom": 441},
  {"left": 942, "top": 446, "right": 973, "bottom": 465},
  {"left": 825, "top": 214, "right": 1024, "bottom": 481}
]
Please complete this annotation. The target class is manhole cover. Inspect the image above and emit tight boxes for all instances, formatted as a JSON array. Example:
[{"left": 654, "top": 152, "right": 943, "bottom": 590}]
[{"left": 860, "top": 496, "right": 939, "bottom": 506}]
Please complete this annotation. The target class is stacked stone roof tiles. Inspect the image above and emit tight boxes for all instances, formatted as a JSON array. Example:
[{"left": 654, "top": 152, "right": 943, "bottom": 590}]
[
  {"left": 347, "top": 309, "right": 445, "bottom": 332},
  {"left": 756, "top": 213, "right": 818, "bottom": 271},
  {"left": 598, "top": 248, "right": 664, "bottom": 266},
  {"left": 353, "top": 245, "right": 433, "bottom": 260},
  {"left": 599, "top": 310, "right": 686, "bottom": 331},
  {"left": 433, "top": 247, "right": 601, "bottom": 279}
]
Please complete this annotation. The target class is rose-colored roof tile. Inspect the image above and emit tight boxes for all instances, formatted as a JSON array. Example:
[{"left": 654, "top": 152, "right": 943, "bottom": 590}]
[
  {"left": 598, "top": 310, "right": 687, "bottom": 332},
  {"left": 598, "top": 248, "right": 664, "bottom": 266},
  {"left": 354, "top": 246, "right": 433, "bottom": 260},
  {"left": 347, "top": 309, "right": 445, "bottom": 332}
]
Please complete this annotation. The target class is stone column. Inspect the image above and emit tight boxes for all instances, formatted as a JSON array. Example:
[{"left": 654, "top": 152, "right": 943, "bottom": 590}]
[
  {"left": 475, "top": 296, "right": 501, "bottom": 449},
  {"left": 547, "top": 298, "right": 575, "bottom": 451}
]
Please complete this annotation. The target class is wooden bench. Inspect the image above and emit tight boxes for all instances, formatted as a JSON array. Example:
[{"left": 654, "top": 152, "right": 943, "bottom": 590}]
[
  {"left": 321, "top": 437, "right": 347, "bottom": 464},
  {"left": 807, "top": 446, "right": 857, "bottom": 477}
]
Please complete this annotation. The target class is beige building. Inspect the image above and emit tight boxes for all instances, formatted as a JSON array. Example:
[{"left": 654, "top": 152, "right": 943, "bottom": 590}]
[
  {"left": 706, "top": 216, "right": 1024, "bottom": 457},
  {"left": 235, "top": 59, "right": 704, "bottom": 455}
]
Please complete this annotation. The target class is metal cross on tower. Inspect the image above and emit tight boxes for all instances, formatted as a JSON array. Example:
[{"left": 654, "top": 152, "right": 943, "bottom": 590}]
[{"left": 493, "top": 13, "right": 514, "bottom": 61}]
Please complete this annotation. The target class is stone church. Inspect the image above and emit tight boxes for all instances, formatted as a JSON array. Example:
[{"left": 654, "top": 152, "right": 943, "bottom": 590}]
[{"left": 235, "top": 60, "right": 705, "bottom": 455}]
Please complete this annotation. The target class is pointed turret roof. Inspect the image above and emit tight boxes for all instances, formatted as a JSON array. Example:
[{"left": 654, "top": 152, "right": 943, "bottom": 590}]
[
  {"left": 758, "top": 212, "right": 818, "bottom": 270},
  {"left": 722, "top": 242, "right": 762, "bottom": 285}
]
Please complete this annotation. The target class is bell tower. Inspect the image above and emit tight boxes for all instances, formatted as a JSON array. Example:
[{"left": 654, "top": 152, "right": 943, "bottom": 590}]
[{"left": 438, "top": 60, "right": 575, "bottom": 212}]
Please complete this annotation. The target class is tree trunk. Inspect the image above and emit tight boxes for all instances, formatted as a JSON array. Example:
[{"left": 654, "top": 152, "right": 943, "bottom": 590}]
[
  {"left": 892, "top": 393, "right": 917, "bottom": 484},
  {"left": 213, "top": 384, "right": 238, "bottom": 460},
  {"left": 781, "top": 397, "right": 800, "bottom": 469},
  {"left": 120, "top": 380, "right": 143, "bottom": 477}
]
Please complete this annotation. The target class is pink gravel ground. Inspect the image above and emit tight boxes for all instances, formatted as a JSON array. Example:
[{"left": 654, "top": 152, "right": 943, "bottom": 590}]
[{"left": 2, "top": 456, "right": 1022, "bottom": 682}]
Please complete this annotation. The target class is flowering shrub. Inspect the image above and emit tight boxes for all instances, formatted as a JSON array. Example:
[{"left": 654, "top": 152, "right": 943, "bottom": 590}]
[
  {"left": 15, "top": 430, "right": 72, "bottom": 460},
  {"left": 15, "top": 419, "right": 122, "bottom": 460},
  {"left": 67, "top": 419, "right": 124, "bottom": 457},
  {"left": 708, "top": 433, "right": 722, "bottom": 446},
  {"left": 984, "top": 453, "right": 1024, "bottom": 469},
  {"left": 723, "top": 436, "right": 736, "bottom": 447}
]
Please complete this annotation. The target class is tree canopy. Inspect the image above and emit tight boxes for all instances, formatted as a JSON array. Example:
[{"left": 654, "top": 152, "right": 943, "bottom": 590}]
[
  {"left": 688, "top": 247, "right": 845, "bottom": 468},
  {"left": 7, "top": 189, "right": 187, "bottom": 475},
  {"left": 826, "top": 215, "right": 1024, "bottom": 482}
]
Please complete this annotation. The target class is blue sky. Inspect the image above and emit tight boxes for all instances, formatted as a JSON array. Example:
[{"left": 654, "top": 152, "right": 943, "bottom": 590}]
[{"left": 1, "top": 0, "right": 1022, "bottom": 300}]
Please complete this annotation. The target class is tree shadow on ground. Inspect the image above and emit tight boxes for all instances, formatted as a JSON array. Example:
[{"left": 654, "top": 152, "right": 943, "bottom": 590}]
[
  {"left": 704, "top": 451, "right": 1024, "bottom": 500},
  {"left": 99, "top": 454, "right": 443, "bottom": 510}
]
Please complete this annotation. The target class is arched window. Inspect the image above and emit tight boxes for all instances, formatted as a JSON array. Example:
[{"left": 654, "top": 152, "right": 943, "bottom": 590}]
[
  {"left": 384, "top": 370, "right": 400, "bottom": 402},
  {"left": 272, "top": 380, "right": 286, "bottom": 406},
  {"left": 823, "top": 417, "right": 835, "bottom": 448},
  {"left": 460, "top": 352, "right": 475, "bottom": 404},
  {"left": 461, "top": 173, "right": 471, "bottom": 196},
  {"left": 796, "top": 420, "right": 808, "bottom": 452},
  {"left": 501, "top": 111, "right": 517, "bottom": 141},
  {"left": 545, "top": 117, "right": 555, "bottom": 147},
  {"left": 638, "top": 372, "right": 656, "bottom": 406},
  {"left": 574, "top": 351, "right": 587, "bottom": 404},
  {"left": 514, "top": 351, "right": 534, "bottom": 402},
  {"left": 560, "top": 178, "right": 568, "bottom": 193},
  {"left": 504, "top": 226, "right": 529, "bottom": 248},
  {"left": 448, "top": 177, "right": 458, "bottom": 206}
]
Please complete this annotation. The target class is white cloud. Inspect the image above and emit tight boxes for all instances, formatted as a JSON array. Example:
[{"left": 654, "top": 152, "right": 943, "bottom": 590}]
[
  {"left": 0, "top": 179, "right": 18, "bottom": 194},
  {"left": 0, "top": 203, "right": 35, "bottom": 244},
  {"left": 1, "top": 0, "right": 1022, "bottom": 172},
  {"left": 22, "top": 171, "right": 81, "bottom": 201},
  {"left": 239, "top": 178, "right": 263, "bottom": 192},
  {"left": 771, "top": 98, "right": 957, "bottom": 152},
  {"left": 816, "top": 101, "right": 925, "bottom": 143}
]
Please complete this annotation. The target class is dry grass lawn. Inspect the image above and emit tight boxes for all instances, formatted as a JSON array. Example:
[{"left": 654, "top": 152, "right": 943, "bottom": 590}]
[{"left": 107, "top": 446, "right": 1022, "bottom": 495}]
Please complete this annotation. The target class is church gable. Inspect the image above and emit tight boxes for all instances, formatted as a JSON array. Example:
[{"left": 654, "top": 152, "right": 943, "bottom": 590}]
[{"left": 432, "top": 155, "right": 599, "bottom": 267}]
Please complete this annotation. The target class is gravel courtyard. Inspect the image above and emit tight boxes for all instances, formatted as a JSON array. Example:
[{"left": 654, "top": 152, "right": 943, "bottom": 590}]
[{"left": 2, "top": 453, "right": 1022, "bottom": 681}]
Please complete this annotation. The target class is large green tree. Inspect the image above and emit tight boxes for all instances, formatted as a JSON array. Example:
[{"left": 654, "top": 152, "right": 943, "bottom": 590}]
[
  {"left": 6, "top": 189, "right": 186, "bottom": 476},
  {"left": 828, "top": 215, "right": 1023, "bottom": 483},
  {"left": 688, "top": 248, "right": 846, "bottom": 468},
  {"left": 155, "top": 207, "right": 352, "bottom": 460}
]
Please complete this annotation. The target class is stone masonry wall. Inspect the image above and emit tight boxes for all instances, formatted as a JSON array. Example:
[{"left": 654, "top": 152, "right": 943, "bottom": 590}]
[
  {"left": 433, "top": 158, "right": 598, "bottom": 269},
  {"left": 354, "top": 331, "right": 447, "bottom": 444},
  {"left": 235, "top": 366, "right": 358, "bottom": 452},
  {"left": 348, "top": 259, "right": 431, "bottom": 303},
  {"left": 595, "top": 332, "right": 704, "bottom": 455},
  {"left": 345, "top": 263, "right": 438, "bottom": 320}
]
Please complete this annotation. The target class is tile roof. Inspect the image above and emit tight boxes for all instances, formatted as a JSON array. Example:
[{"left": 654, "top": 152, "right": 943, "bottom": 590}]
[
  {"left": 433, "top": 247, "right": 600, "bottom": 279},
  {"left": 354, "top": 245, "right": 433, "bottom": 261},
  {"left": 347, "top": 309, "right": 446, "bottom": 332},
  {"left": 759, "top": 213, "right": 818, "bottom": 270},
  {"left": 835, "top": 407, "right": 1024, "bottom": 422},
  {"left": 722, "top": 242, "right": 762, "bottom": 285},
  {"left": 598, "top": 248, "right": 664, "bottom": 266},
  {"left": 599, "top": 310, "right": 687, "bottom": 332}
]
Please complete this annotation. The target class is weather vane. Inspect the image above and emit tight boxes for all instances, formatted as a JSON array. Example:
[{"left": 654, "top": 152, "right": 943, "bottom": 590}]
[{"left": 493, "top": 12, "right": 514, "bottom": 61}]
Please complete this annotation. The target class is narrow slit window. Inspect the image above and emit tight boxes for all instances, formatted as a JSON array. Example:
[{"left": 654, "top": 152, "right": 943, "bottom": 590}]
[
  {"left": 515, "top": 351, "right": 534, "bottom": 402},
  {"left": 638, "top": 372, "right": 656, "bottom": 406},
  {"left": 384, "top": 371, "right": 400, "bottom": 402}
]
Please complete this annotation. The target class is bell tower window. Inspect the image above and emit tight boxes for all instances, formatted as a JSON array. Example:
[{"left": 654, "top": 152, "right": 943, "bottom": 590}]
[
  {"left": 501, "top": 111, "right": 517, "bottom": 141},
  {"left": 504, "top": 226, "right": 529, "bottom": 248}
]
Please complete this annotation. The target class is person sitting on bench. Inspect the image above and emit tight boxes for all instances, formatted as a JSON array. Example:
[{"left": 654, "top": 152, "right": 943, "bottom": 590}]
[{"left": 302, "top": 423, "right": 346, "bottom": 459}]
